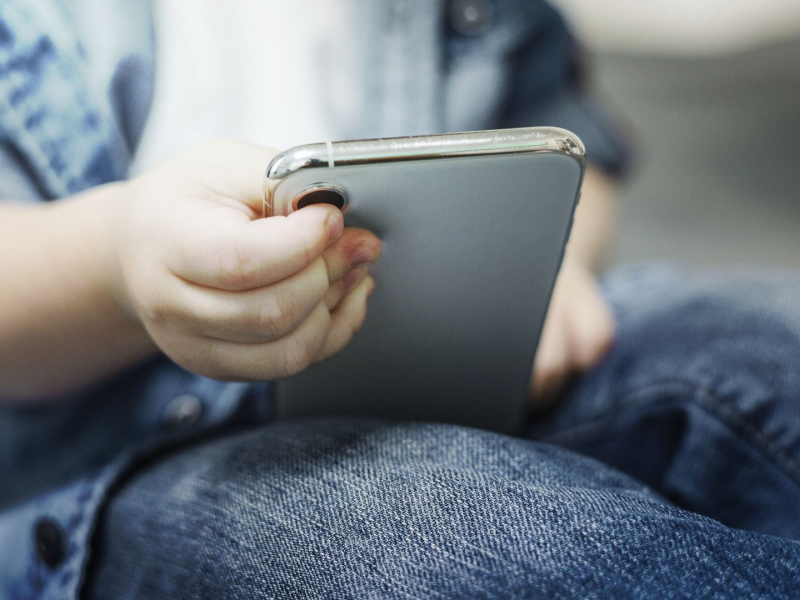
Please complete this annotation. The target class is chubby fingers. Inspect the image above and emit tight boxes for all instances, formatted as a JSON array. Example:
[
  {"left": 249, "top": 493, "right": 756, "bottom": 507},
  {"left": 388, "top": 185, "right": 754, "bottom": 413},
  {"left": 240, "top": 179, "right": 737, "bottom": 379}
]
[
  {"left": 171, "top": 276, "right": 376, "bottom": 381},
  {"left": 186, "top": 302, "right": 334, "bottom": 381},
  {"left": 162, "top": 227, "right": 380, "bottom": 343},
  {"left": 532, "top": 291, "right": 613, "bottom": 401},
  {"left": 321, "top": 226, "right": 381, "bottom": 283},
  {"left": 167, "top": 257, "right": 331, "bottom": 343},
  {"left": 529, "top": 260, "right": 615, "bottom": 407},
  {"left": 317, "top": 275, "right": 375, "bottom": 361},
  {"left": 530, "top": 300, "right": 570, "bottom": 401},
  {"left": 321, "top": 225, "right": 380, "bottom": 309}
]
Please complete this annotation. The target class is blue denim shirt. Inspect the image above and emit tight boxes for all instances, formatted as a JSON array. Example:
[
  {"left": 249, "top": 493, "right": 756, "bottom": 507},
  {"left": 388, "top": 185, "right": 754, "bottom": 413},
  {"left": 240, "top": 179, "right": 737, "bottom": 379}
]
[{"left": 0, "top": 0, "right": 629, "bottom": 597}]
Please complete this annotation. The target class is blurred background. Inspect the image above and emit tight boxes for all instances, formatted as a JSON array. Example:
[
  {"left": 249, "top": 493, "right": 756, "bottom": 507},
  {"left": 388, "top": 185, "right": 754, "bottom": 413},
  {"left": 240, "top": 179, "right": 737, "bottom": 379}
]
[{"left": 552, "top": 0, "right": 800, "bottom": 268}]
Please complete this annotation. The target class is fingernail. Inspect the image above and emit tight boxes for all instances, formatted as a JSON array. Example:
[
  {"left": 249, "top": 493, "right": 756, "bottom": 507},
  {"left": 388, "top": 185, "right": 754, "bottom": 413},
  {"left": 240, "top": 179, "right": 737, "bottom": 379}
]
[
  {"left": 350, "top": 244, "right": 375, "bottom": 267},
  {"left": 325, "top": 211, "right": 344, "bottom": 241}
]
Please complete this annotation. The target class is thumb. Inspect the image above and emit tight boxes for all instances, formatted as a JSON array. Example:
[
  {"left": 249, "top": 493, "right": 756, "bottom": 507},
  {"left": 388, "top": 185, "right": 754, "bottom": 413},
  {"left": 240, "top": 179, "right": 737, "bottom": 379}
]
[{"left": 173, "top": 204, "right": 344, "bottom": 291}]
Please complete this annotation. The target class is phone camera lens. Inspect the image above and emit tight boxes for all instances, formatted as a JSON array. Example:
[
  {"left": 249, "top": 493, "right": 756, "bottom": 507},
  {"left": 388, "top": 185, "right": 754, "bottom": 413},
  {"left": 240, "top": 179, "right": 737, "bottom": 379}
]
[{"left": 294, "top": 186, "right": 348, "bottom": 212}]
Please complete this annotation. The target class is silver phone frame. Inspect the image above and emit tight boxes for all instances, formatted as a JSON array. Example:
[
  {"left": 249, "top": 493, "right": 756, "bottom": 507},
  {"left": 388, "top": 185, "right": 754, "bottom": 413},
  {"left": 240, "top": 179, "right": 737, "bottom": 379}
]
[{"left": 263, "top": 126, "right": 586, "bottom": 217}]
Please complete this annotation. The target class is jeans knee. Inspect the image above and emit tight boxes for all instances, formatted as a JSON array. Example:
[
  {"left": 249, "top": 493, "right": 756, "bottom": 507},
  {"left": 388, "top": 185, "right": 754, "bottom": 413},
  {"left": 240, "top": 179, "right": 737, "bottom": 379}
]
[
  {"left": 88, "top": 421, "right": 800, "bottom": 599},
  {"left": 599, "top": 265, "right": 800, "bottom": 399},
  {"left": 88, "top": 420, "right": 660, "bottom": 598}
]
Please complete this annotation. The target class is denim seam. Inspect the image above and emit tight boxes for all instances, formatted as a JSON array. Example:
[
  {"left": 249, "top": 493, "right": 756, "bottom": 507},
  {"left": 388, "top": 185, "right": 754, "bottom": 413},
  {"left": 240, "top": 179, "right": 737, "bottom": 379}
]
[
  {"left": 72, "top": 459, "right": 136, "bottom": 599},
  {"left": 61, "top": 486, "right": 90, "bottom": 596},
  {"left": 542, "top": 379, "right": 800, "bottom": 490},
  {"left": 77, "top": 423, "right": 233, "bottom": 598}
]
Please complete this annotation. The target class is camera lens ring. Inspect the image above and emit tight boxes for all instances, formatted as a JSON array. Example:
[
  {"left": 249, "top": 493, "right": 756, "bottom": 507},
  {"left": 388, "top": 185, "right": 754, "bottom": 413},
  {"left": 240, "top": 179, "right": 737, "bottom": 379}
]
[{"left": 292, "top": 184, "right": 349, "bottom": 212}]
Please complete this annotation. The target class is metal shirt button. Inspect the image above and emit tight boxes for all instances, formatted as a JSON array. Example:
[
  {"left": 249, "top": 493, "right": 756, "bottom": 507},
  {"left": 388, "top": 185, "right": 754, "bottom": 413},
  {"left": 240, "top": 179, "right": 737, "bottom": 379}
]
[
  {"left": 34, "top": 517, "right": 65, "bottom": 569},
  {"left": 448, "top": 0, "right": 495, "bottom": 36},
  {"left": 163, "top": 394, "right": 203, "bottom": 430}
]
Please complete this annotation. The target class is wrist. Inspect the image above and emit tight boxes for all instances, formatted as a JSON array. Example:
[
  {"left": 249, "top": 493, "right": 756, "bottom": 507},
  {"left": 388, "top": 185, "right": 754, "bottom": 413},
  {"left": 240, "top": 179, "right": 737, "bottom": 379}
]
[
  {"left": 0, "top": 183, "right": 157, "bottom": 400},
  {"left": 95, "top": 180, "right": 142, "bottom": 325},
  {"left": 60, "top": 182, "right": 156, "bottom": 353}
]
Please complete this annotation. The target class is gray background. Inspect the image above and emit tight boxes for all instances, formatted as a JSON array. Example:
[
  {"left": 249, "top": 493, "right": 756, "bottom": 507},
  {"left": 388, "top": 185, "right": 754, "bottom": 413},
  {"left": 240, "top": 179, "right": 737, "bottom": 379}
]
[{"left": 587, "top": 39, "right": 799, "bottom": 269}]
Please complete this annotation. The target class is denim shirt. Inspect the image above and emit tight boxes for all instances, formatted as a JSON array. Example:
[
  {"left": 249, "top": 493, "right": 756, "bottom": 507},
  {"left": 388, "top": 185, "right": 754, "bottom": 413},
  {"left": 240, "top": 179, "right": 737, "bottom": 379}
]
[{"left": 0, "top": 0, "right": 628, "bottom": 597}]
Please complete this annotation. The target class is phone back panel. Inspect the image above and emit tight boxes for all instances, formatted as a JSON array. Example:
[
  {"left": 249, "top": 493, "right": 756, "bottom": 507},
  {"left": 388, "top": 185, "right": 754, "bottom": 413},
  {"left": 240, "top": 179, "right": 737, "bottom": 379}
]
[{"left": 272, "top": 151, "right": 582, "bottom": 433}]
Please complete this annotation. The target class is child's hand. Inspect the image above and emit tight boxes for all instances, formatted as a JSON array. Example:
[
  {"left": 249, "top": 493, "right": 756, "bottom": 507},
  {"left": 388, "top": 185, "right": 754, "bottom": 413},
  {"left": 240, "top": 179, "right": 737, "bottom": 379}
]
[
  {"left": 529, "top": 257, "right": 615, "bottom": 406},
  {"left": 111, "top": 140, "right": 381, "bottom": 381}
]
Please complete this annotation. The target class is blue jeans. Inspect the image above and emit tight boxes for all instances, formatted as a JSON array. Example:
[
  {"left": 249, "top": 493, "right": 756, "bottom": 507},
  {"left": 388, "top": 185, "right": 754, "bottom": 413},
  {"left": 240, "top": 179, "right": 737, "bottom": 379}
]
[{"left": 85, "top": 267, "right": 800, "bottom": 599}]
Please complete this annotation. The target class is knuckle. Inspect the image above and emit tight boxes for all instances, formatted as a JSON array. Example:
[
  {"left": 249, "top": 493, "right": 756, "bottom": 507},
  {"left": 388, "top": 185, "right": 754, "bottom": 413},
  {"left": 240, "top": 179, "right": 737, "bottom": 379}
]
[
  {"left": 289, "top": 224, "right": 318, "bottom": 269},
  {"left": 281, "top": 307, "right": 327, "bottom": 376},
  {"left": 141, "top": 278, "right": 203, "bottom": 331},
  {"left": 254, "top": 294, "right": 301, "bottom": 338},
  {"left": 255, "top": 294, "right": 298, "bottom": 338},
  {"left": 281, "top": 337, "right": 314, "bottom": 377},
  {"left": 216, "top": 236, "right": 255, "bottom": 290},
  {"left": 136, "top": 297, "right": 160, "bottom": 324},
  {"left": 137, "top": 289, "right": 172, "bottom": 324},
  {"left": 216, "top": 249, "right": 245, "bottom": 289}
]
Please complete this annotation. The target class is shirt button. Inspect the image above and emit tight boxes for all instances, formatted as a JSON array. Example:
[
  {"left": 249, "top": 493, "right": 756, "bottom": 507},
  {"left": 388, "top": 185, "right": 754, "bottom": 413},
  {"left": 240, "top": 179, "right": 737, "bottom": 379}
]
[
  {"left": 163, "top": 394, "right": 203, "bottom": 430},
  {"left": 34, "top": 517, "right": 65, "bottom": 569},
  {"left": 448, "top": 0, "right": 495, "bottom": 36}
]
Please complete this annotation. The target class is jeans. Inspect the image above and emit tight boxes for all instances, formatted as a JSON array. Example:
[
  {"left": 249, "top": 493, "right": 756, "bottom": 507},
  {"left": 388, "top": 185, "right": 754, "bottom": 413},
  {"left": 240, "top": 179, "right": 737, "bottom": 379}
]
[{"left": 84, "top": 267, "right": 800, "bottom": 599}]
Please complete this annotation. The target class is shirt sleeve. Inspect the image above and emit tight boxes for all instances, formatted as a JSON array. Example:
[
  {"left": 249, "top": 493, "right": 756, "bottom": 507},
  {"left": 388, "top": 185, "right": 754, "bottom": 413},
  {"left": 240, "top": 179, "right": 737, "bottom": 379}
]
[
  {"left": 498, "top": 2, "right": 633, "bottom": 177},
  {"left": 0, "top": 143, "right": 46, "bottom": 202}
]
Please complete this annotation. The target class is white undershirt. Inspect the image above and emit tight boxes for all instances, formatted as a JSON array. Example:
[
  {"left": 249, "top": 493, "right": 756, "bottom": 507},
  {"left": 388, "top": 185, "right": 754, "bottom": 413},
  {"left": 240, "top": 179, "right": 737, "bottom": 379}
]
[{"left": 132, "top": 0, "right": 358, "bottom": 174}]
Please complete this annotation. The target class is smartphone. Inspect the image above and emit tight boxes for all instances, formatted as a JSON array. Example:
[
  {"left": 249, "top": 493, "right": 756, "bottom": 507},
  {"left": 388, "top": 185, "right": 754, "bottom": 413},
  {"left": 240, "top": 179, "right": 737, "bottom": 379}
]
[{"left": 263, "top": 127, "right": 585, "bottom": 433}]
